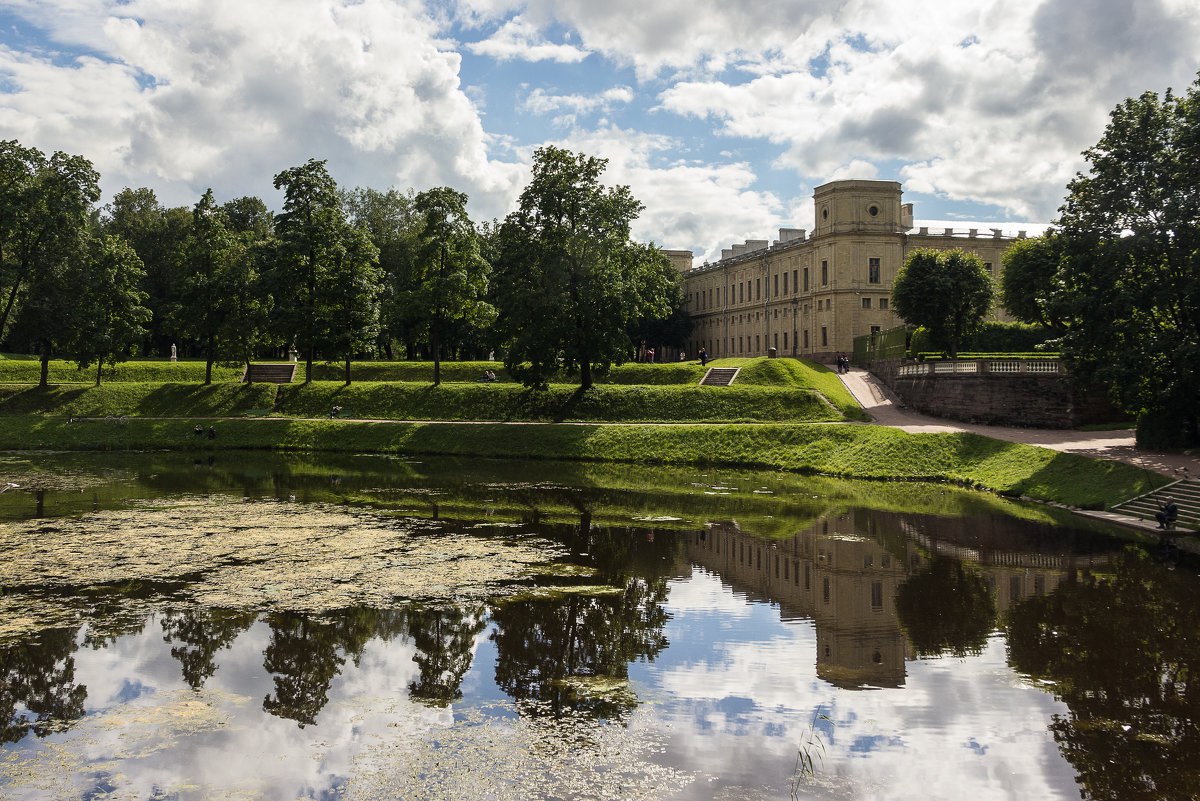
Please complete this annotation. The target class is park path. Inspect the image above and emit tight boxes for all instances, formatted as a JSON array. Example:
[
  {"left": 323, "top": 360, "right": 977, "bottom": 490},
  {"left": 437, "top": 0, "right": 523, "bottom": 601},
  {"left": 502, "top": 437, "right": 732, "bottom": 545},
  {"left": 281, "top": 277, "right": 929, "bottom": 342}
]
[{"left": 836, "top": 367, "right": 1200, "bottom": 479}]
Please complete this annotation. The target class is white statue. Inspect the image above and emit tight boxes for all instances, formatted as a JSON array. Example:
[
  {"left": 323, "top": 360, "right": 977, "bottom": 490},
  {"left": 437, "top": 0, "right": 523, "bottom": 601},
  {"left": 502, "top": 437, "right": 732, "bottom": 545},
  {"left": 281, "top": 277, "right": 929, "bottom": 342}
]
[{"left": 170, "top": 344, "right": 177, "bottom": 362}]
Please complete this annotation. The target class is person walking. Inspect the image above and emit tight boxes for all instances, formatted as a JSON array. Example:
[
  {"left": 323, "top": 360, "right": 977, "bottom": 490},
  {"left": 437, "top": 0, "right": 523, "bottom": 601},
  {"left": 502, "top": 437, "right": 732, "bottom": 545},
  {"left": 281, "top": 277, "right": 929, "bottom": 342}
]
[{"left": 699, "top": 347, "right": 708, "bottom": 366}]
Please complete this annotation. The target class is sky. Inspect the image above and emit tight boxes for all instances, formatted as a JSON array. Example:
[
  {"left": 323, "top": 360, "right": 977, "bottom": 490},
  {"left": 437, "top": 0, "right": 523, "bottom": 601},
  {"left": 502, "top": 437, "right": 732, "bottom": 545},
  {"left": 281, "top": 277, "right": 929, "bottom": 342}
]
[{"left": 1, "top": 0, "right": 1198, "bottom": 263}]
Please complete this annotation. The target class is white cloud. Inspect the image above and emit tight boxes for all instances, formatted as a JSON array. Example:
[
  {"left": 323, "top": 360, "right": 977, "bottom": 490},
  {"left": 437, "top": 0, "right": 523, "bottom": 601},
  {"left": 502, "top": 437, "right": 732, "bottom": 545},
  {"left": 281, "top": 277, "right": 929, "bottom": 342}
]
[
  {"left": 536, "top": 123, "right": 788, "bottom": 261},
  {"left": 523, "top": 85, "right": 634, "bottom": 116},
  {"left": 466, "top": 15, "right": 590, "bottom": 63},
  {"left": 0, "top": 0, "right": 524, "bottom": 220}
]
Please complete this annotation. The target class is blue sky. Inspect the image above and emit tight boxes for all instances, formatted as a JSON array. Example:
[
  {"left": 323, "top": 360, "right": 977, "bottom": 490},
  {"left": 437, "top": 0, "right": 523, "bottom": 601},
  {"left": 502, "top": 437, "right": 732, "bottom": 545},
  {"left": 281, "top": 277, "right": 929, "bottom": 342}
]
[{"left": 1, "top": 0, "right": 1198, "bottom": 261}]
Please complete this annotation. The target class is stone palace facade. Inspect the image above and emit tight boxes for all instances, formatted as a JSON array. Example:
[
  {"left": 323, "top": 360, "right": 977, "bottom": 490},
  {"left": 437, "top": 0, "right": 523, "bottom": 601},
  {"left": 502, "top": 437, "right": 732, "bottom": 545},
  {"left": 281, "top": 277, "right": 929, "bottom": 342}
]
[{"left": 663, "top": 179, "right": 1035, "bottom": 362}]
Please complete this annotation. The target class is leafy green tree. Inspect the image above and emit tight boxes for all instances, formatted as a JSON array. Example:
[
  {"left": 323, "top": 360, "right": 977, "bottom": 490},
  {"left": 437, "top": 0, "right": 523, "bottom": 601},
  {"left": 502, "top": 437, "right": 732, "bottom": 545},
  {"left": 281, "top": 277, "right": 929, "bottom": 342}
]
[
  {"left": 1053, "top": 75, "right": 1200, "bottom": 447},
  {"left": 493, "top": 146, "right": 675, "bottom": 389},
  {"left": 0, "top": 140, "right": 49, "bottom": 339},
  {"left": 69, "top": 234, "right": 152, "bottom": 386},
  {"left": 221, "top": 195, "right": 274, "bottom": 239},
  {"left": 891, "top": 248, "right": 994, "bottom": 359},
  {"left": 322, "top": 223, "right": 381, "bottom": 385},
  {"left": 101, "top": 187, "right": 191, "bottom": 355},
  {"left": 342, "top": 187, "right": 420, "bottom": 359},
  {"left": 269, "top": 159, "right": 380, "bottom": 382},
  {"left": 174, "top": 190, "right": 253, "bottom": 384},
  {"left": 6, "top": 150, "right": 102, "bottom": 386},
  {"left": 1000, "top": 233, "right": 1065, "bottom": 331},
  {"left": 403, "top": 187, "right": 492, "bottom": 385}
]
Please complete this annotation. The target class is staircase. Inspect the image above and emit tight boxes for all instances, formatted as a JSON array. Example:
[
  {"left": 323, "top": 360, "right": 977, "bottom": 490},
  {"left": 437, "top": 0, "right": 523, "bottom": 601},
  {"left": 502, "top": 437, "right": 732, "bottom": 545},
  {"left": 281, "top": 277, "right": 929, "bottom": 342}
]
[
  {"left": 700, "top": 367, "right": 740, "bottom": 386},
  {"left": 243, "top": 363, "right": 296, "bottom": 384},
  {"left": 1111, "top": 478, "right": 1200, "bottom": 531}
]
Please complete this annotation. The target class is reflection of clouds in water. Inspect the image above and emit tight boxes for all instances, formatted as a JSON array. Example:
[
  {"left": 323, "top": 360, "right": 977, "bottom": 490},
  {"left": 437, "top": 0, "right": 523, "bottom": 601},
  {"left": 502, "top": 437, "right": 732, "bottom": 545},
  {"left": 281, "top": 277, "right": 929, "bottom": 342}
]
[
  {"left": 664, "top": 569, "right": 754, "bottom": 618},
  {"left": 4, "top": 619, "right": 433, "bottom": 801},
  {"left": 642, "top": 629, "right": 1079, "bottom": 801}
]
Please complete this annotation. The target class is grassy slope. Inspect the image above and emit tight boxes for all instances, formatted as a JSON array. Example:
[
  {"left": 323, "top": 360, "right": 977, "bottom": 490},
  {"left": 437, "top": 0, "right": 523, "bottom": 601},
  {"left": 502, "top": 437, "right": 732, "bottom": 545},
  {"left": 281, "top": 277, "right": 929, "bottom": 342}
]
[{"left": 0, "top": 417, "right": 1164, "bottom": 510}]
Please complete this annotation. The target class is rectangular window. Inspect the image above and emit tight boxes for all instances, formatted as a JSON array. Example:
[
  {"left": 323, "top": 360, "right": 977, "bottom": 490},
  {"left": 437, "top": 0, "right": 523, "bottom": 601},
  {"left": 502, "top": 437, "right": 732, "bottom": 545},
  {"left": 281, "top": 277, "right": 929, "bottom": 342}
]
[
  {"left": 985, "top": 261, "right": 993, "bottom": 273},
  {"left": 803, "top": 330, "right": 809, "bottom": 349},
  {"left": 783, "top": 272, "right": 789, "bottom": 294},
  {"left": 773, "top": 274, "right": 779, "bottom": 296},
  {"left": 861, "top": 297, "right": 871, "bottom": 309},
  {"left": 821, "top": 260, "right": 828, "bottom": 285},
  {"left": 868, "top": 257, "right": 881, "bottom": 284},
  {"left": 783, "top": 332, "right": 788, "bottom": 350},
  {"left": 804, "top": 563, "right": 811, "bottom": 590},
  {"left": 821, "top": 326, "right": 828, "bottom": 346},
  {"left": 773, "top": 332, "right": 778, "bottom": 350},
  {"left": 802, "top": 268, "right": 809, "bottom": 291},
  {"left": 755, "top": 278, "right": 761, "bottom": 300},
  {"left": 871, "top": 581, "right": 884, "bottom": 610},
  {"left": 879, "top": 297, "right": 888, "bottom": 310},
  {"left": 822, "top": 576, "right": 830, "bottom": 604},
  {"left": 740, "top": 283, "right": 745, "bottom": 304},
  {"left": 871, "top": 325, "right": 881, "bottom": 336},
  {"left": 755, "top": 335, "right": 760, "bottom": 351}
]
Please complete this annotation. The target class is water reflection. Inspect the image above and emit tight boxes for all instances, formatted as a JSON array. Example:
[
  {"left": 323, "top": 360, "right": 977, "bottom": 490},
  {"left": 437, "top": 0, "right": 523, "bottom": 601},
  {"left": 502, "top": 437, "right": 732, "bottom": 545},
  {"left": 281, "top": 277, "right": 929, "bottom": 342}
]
[{"left": 0, "top": 452, "right": 1194, "bottom": 800}]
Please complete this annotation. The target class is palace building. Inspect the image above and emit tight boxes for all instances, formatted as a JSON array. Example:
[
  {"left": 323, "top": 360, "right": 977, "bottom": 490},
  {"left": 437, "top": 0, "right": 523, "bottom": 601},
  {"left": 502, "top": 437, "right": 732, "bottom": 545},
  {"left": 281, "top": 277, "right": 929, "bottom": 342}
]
[{"left": 664, "top": 179, "right": 1038, "bottom": 362}]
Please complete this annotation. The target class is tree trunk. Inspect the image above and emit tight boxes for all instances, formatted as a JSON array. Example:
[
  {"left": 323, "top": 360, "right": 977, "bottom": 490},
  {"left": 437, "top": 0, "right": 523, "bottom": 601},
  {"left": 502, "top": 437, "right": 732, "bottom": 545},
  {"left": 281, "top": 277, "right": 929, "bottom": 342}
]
[
  {"left": 431, "top": 318, "right": 441, "bottom": 386},
  {"left": 344, "top": 354, "right": 351, "bottom": 386},
  {"left": 305, "top": 346, "right": 314, "bottom": 385},
  {"left": 205, "top": 357, "right": 213, "bottom": 386},
  {"left": 39, "top": 344, "right": 49, "bottom": 389},
  {"left": 580, "top": 360, "right": 592, "bottom": 389},
  {"left": 245, "top": 358, "right": 253, "bottom": 386},
  {"left": 0, "top": 278, "right": 22, "bottom": 340},
  {"left": 95, "top": 359, "right": 102, "bottom": 387}
]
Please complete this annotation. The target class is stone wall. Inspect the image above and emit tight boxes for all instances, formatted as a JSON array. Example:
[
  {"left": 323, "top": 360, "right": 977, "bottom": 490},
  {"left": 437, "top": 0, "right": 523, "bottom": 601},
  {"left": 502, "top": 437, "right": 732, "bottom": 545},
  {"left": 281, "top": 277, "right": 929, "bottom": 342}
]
[{"left": 874, "top": 360, "right": 1119, "bottom": 428}]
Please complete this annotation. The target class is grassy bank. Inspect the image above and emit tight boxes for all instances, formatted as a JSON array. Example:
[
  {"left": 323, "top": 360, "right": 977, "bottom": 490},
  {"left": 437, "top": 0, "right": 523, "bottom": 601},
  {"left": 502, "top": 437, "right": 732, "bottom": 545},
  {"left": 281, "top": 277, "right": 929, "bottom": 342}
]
[
  {"left": 0, "top": 357, "right": 866, "bottom": 419},
  {"left": 0, "top": 417, "right": 1164, "bottom": 509},
  {"left": 0, "top": 381, "right": 841, "bottom": 423}
]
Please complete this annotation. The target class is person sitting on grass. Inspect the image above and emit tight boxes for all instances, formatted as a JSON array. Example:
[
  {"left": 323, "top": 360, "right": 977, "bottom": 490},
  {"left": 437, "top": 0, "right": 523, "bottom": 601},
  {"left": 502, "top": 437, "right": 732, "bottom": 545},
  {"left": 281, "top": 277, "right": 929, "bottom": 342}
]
[{"left": 1156, "top": 497, "right": 1179, "bottom": 530}]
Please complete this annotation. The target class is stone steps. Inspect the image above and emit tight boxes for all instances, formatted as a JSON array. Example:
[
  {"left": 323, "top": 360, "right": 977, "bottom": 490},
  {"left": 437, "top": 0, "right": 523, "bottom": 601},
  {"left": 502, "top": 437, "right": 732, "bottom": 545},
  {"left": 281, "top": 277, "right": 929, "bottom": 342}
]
[
  {"left": 243, "top": 363, "right": 296, "bottom": 384},
  {"left": 1111, "top": 478, "right": 1200, "bottom": 530},
  {"left": 700, "top": 367, "right": 740, "bottom": 386}
]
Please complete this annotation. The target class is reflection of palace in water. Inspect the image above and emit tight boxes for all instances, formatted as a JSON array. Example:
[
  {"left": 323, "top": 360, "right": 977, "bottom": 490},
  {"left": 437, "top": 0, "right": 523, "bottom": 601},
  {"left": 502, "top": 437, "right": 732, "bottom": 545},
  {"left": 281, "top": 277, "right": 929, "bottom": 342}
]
[{"left": 685, "top": 509, "right": 1121, "bottom": 690}]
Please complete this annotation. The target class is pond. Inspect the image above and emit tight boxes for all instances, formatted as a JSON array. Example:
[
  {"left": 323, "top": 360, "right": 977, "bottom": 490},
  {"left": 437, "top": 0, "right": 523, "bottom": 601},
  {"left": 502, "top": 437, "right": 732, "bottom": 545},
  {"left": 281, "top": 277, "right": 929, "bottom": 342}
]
[{"left": 0, "top": 451, "right": 1196, "bottom": 800}]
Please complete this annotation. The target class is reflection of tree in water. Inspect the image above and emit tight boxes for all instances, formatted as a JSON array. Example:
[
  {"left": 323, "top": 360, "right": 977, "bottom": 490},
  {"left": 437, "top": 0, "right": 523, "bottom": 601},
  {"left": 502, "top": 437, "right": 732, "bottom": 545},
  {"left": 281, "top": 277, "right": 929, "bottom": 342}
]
[
  {"left": 406, "top": 603, "right": 486, "bottom": 707},
  {"left": 0, "top": 627, "right": 88, "bottom": 743},
  {"left": 491, "top": 575, "right": 670, "bottom": 719},
  {"left": 895, "top": 557, "right": 995, "bottom": 657},
  {"left": 262, "top": 608, "right": 403, "bottom": 727},
  {"left": 1006, "top": 549, "right": 1200, "bottom": 801},
  {"left": 160, "top": 608, "right": 256, "bottom": 690}
]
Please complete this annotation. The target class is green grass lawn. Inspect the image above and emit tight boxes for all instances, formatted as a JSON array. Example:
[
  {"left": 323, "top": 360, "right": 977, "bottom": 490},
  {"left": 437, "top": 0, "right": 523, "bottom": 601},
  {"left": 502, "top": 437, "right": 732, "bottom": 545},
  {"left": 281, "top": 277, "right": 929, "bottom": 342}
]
[{"left": 0, "top": 417, "right": 1163, "bottom": 510}]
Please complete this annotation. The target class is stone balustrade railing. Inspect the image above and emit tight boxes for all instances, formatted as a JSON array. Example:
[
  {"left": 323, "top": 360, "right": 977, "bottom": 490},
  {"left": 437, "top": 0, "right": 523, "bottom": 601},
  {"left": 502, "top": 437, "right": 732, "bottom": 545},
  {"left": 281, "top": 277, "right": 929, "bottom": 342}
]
[{"left": 896, "top": 359, "right": 1061, "bottom": 378}]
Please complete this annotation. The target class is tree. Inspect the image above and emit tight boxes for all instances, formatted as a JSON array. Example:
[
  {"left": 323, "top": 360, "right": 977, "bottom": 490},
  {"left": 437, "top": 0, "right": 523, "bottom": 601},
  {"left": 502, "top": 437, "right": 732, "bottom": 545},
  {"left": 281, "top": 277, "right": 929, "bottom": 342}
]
[
  {"left": 269, "top": 159, "right": 379, "bottom": 383},
  {"left": 101, "top": 187, "right": 191, "bottom": 355},
  {"left": 1052, "top": 75, "right": 1200, "bottom": 447},
  {"left": 6, "top": 150, "right": 101, "bottom": 387},
  {"left": 404, "top": 187, "right": 492, "bottom": 385},
  {"left": 174, "top": 190, "right": 250, "bottom": 384},
  {"left": 1000, "top": 233, "right": 1065, "bottom": 331},
  {"left": 69, "top": 234, "right": 152, "bottom": 386},
  {"left": 895, "top": 558, "right": 995, "bottom": 658},
  {"left": 493, "top": 146, "right": 674, "bottom": 389},
  {"left": 342, "top": 187, "right": 420, "bottom": 359},
  {"left": 0, "top": 140, "right": 48, "bottom": 340},
  {"left": 322, "top": 223, "right": 381, "bottom": 385},
  {"left": 891, "top": 247, "right": 994, "bottom": 359}
]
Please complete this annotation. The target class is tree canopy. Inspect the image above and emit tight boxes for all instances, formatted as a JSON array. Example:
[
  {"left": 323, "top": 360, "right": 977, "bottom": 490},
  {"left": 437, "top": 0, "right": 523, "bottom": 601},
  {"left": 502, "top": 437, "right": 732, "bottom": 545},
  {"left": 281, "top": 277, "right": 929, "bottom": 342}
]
[
  {"left": 493, "top": 146, "right": 676, "bottom": 389},
  {"left": 1052, "top": 74, "right": 1200, "bottom": 447},
  {"left": 891, "top": 248, "right": 994, "bottom": 359}
]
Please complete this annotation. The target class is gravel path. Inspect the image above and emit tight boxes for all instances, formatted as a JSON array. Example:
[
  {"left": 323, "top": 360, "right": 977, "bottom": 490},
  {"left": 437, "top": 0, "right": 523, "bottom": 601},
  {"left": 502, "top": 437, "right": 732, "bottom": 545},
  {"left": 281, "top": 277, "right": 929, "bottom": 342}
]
[{"left": 837, "top": 367, "right": 1199, "bottom": 479}]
